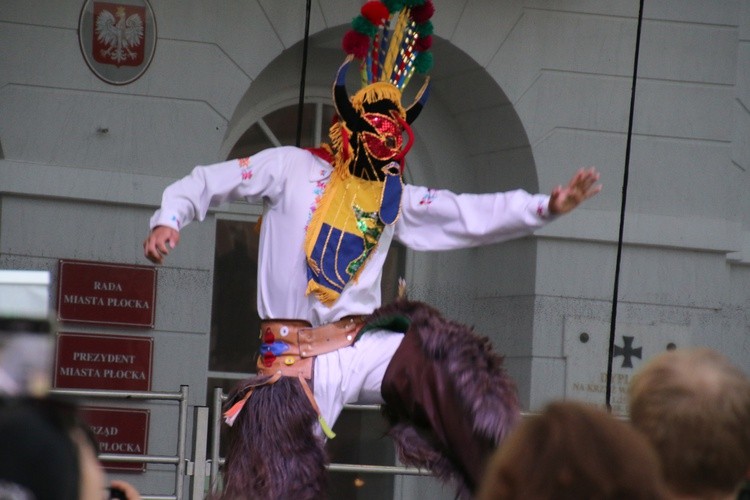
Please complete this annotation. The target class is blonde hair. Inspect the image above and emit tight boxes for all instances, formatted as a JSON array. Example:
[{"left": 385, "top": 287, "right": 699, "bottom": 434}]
[{"left": 629, "top": 347, "right": 750, "bottom": 497}]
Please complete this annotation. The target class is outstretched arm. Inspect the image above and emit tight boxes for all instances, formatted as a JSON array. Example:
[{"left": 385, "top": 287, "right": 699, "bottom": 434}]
[
  {"left": 548, "top": 167, "right": 601, "bottom": 215},
  {"left": 142, "top": 147, "right": 296, "bottom": 265},
  {"left": 143, "top": 225, "right": 180, "bottom": 264},
  {"left": 395, "top": 167, "right": 602, "bottom": 252}
]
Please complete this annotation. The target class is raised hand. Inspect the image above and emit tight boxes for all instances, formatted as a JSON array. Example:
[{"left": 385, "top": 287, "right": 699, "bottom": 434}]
[{"left": 549, "top": 167, "right": 602, "bottom": 215}]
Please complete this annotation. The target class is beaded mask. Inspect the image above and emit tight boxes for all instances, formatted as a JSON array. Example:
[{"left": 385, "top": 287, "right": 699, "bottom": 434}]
[{"left": 305, "top": 1, "right": 434, "bottom": 306}]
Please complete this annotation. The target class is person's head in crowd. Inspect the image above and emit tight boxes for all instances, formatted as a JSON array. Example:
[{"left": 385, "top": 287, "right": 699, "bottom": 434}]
[
  {"left": 629, "top": 347, "right": 750, "bottom": 500},
  {"left": 0, "top": 397, "right": 82, "bottom": 500},
  {"left": 0, "top": 396, "right": 140, "bottom": 500},
  {"left": 477, "top": 400, "right": 667, "bottom": 500}
]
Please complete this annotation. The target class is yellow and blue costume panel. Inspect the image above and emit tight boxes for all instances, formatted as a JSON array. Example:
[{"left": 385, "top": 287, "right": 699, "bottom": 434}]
[{"left": 305, "top": 162, "right": 402, "bottom": 306}]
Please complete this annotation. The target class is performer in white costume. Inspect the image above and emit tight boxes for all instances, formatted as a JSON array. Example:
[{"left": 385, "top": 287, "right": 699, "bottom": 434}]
[{"left": 144, "top": 2, "right": 600, "bottom": 498}]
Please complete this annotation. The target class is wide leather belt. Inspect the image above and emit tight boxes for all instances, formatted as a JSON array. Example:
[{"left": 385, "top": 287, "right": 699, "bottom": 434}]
[{"left": 257, "top": 316, "right": 366, "bottom": 379}]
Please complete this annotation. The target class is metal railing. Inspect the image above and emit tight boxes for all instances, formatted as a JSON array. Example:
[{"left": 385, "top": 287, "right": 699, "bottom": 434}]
[
  {"left": 50, "top": 385, "right": 537, "bottom": 499},
  {"left": 50, "top": 386, "right": 190, "bottom": 500},
  {"left": 208, "top": 388, "right": 433, "bottom": 496}
]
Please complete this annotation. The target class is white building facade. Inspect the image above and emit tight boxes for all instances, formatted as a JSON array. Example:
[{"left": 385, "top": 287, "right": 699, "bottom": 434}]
[{"left": 2, "top": 1, "right": 750, "bottom": 498}]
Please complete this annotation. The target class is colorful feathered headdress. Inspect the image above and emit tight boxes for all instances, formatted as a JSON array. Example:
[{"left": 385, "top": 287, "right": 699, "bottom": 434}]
[
  {"left": 331, "top": 0, "right": 434, "bottom": 182},
  {"left": 303, "top": 1, "right": 435, "bottom": 307},
  {"left": 342, "top": 0, "right": 435, "bottom": 91}
]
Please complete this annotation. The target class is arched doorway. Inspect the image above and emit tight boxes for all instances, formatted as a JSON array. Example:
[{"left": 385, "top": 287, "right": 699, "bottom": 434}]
[{"left": 209, "top": 27, "right": 540, "bottom": 499}]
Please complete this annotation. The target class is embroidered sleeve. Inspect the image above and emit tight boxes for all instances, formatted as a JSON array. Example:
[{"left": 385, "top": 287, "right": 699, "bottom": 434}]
[
  {"left": 393, "top": 184, "right": 552, "bottom": 251},
  {"left": 149, "top": 147, "right": 291, "bottom": 231}
]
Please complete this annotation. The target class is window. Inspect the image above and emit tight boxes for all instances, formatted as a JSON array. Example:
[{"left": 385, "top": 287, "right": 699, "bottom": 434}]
[{"left": 227, "top": 102, "right": 337, "bottom": 158}]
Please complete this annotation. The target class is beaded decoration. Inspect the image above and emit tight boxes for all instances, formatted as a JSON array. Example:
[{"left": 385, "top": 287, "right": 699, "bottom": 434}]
[
  {"left": 303, "top": 1, "right": 435, "bottom": 307},
  {"left": 342, "top": 0, "right": 435, "bottom": 92}
]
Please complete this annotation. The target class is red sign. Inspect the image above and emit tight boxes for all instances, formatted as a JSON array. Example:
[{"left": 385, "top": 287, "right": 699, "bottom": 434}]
[
  {"left": 54, "top": 332, "right": 153, "bottom": 391},
  {"left": 92, "top": 2, "right": 147, "bottom": 67},
  {"left": 80, "top": 406, "right": 149, "bottom": 471},
  {"left": 57, "top": 260, "right": 156, "bottom": 327}
]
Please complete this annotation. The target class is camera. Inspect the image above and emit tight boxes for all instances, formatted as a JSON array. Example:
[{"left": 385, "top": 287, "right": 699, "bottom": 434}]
[
  {"left": 108, "top": 486, "right": 127, "bottom": 500},
  {"left": 0, "top": 271, "right": 54, "bottom": 396}
]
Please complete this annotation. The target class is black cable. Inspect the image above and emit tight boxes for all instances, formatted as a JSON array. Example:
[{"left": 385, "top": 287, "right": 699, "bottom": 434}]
[
  {"left": 295, "top": 0, "right": 313, "bottom": 147},
  {"left": 606, "top": 0, "right": 645, "bottom": 411}
]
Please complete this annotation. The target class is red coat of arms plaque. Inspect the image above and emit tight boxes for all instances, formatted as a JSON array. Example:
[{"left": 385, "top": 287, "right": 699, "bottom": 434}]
[{"left": 78, "top": 0, "right": 156, "bottom": 85}]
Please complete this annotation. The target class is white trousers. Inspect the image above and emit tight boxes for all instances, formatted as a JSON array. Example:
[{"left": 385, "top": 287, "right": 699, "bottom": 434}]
[{"left": 313, "top": 329, "right": 404, "bottom": 432}]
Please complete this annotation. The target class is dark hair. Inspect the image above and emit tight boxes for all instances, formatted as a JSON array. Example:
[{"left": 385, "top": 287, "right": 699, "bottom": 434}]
[
  {"left": 0, "top": 396, "right": 82, "bottom": 500},
  {"left": 478, "top": 401, "right": 667, "bottom": 500}
]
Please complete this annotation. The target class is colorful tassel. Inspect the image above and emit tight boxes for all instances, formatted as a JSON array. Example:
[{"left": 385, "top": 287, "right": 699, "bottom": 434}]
[
  {"left": 298, "top": 372, "right": 337, "bottom": 439},
  {"left": 318, "top": 415, "right": 337, "bottom": 440},
  {"left": 223, "top": 389, "right": 253, "bottom": 426}
]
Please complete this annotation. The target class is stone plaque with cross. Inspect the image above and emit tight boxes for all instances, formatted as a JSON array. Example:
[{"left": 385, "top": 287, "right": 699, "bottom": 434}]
[{"left": 562, "top": 317, "right": 691, "bottom": 415}]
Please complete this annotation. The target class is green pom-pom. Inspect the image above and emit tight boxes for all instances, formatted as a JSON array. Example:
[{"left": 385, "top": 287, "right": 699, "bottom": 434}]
[
  {"left": 352, "top": 15, "right": 378, "bottom": 37},
  {"left": 414, "top": 51, "right": 433, "bottom": 74},
  {"left": 414, "top": 20, "right": 433, "bottom": 36},
  {"left": 404, "top": 0, "right": 426, "bottom": 6},
  {"left": 382, "top": 0, "right": 406, "bottom": 13}
]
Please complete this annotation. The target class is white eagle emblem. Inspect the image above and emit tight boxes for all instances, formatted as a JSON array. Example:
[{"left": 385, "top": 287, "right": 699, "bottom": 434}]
[{"left": 95, "top": 6, "right": 144, "bottom": 65}]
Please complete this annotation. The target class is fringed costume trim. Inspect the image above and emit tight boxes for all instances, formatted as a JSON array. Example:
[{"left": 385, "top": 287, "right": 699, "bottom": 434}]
[
  {"left": 219, "top": 376, "right": 328, "bottom": 500},
  {"left": 372, "top": 299, "right": 521, "bottom": 498}
]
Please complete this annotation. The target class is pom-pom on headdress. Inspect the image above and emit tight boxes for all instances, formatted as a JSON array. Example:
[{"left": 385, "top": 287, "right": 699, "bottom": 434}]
[
  {"left": 329, "top": 0, "right": 434, "bottom": 181},
  {"left": 343, "top": 0, "right": 435, "bottom": 91}
]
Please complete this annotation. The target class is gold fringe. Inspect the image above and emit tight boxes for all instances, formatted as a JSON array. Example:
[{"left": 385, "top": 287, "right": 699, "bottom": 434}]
[
  {"left": 326, "top": 122, "right": 353, "bottom": 182},
  {"left": 328, "top": 121, "right": 343, "bottom": 155},
  {"left": 351, "top": 82, "right": 406, "bottom": 117},
  {"left": 305, "top": 279, "right": 341, "bottom": 306}
]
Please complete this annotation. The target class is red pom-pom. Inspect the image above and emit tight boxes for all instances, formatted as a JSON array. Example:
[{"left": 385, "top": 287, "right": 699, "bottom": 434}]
[
  {"left": 414, "top": 35, "right": 432, "bottom": 52},
  {"left": 410, "top": 0, "right": 434, "bottom": 24},
  {"left": 342, "top": 29, "right": 371, "bottom": 59},
  {"left": 361, "top": 1, "right": 389, "bottom": 25}
]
